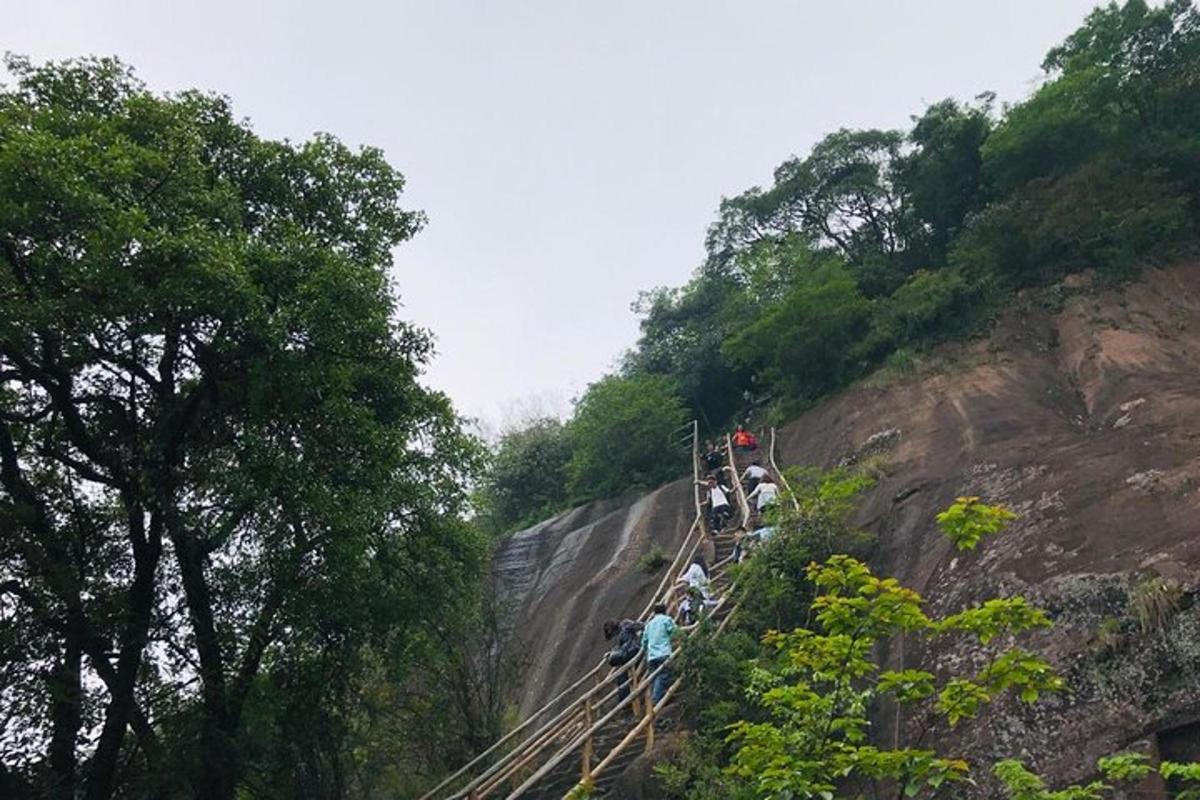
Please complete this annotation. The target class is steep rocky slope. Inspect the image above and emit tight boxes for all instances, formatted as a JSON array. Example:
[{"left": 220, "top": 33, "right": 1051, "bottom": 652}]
[
  {"left": 494, "top": 262, "right": 1200, "bottom": 789},
  {"left": 493, "top": 478, "right": 697, "bottom": 718}
]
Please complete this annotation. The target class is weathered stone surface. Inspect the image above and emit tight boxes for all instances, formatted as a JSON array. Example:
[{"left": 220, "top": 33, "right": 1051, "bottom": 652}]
[{"left": 497, "top": 263, "right": 1200, "bottom": 793}]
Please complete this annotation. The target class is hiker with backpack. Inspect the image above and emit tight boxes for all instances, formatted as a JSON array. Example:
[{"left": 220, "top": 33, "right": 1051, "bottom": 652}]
[{"left": 603, "top": 618, "right": 644, "bottom": 701}]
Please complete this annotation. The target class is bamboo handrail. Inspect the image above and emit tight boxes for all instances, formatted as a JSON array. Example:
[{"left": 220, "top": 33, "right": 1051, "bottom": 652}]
[
  {"left": 428, "top": 421, "right": 708, "bottom": 799},
  {"left": 502, "top": 658, "right": 676, "bottom": 799},
  {"left": 449, "top": 651, "right": 645, "bottom": 798},
  {"left": 725, "top": 433, "right": 754, "bottom": 531},
  {"left": 429, "top": 425, "right": 790, "bottom": 800},
  {"left": 768, "top": 427, "right": 800, "bottom": 512},
  {"left": 420, "top": 660, "right": 608, "bottom": 799},
  {"left": 527, "top": 529, "right": 744, "bottom": 796}
]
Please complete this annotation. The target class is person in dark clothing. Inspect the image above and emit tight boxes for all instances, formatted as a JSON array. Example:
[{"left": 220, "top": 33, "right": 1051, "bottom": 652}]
[
  {"left": 604, "top": 617, "right": 644, "bottom": 701},
  {"left": 712, "top": 467, "right": 733, "bottom": 492},
  {"left": 702, "top": 441, "right": 725, "bottom": 472}
]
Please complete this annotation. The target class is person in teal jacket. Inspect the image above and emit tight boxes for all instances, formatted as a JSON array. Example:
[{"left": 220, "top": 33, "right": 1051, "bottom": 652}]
[{"left": 641, "top": 603, "right": 677, "bottom": 705}]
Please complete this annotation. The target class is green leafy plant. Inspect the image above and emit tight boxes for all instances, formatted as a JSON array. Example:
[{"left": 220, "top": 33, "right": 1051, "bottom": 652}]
[
  {"left": 725, "top": 552, "right": 1061, "bottom": 798},
  {"left": 995, "top": 752, "right": 1200, "bottom": 800},
  {"left": 563, "top": 777, "right": 595, "bottom": 799},
  {"left": 638, "top": 546, "right": 671, "bottom": 574},
  {"left": 936, "top": 495, "right": 1017, "bottom": 550},
  {"left": 732, "top": 467, "right": 875, "bottom": 632},
  {"left": 565, "top": 373, "right": 689, "bottom": 502}
]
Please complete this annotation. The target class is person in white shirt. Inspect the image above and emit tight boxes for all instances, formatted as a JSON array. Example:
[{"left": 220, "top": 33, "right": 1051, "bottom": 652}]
[
  {"left": 698, "top": 475, "right": 733, "bottom": 532},
  {"left": 679, "top": 557, "right": 711, "bottom": 599},
  {"left": 676, "top": 557, "right": 712, "bottom": 624},
  {"left": 740, "top": 461, "right": 769, "bottom": 493},
  {"left": 747, "top": 475, "right": 779, "bottom": 513}
]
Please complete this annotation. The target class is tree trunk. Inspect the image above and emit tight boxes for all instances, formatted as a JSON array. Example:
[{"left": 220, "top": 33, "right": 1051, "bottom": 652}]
[
  {"left": 47, "top": 632, "right": 81, "bottom": 800},
  {"left": 84, "top": 527, "right": 161, "bottom": 800},
  {"left": 172, "top": 532, "right": 238, "bottom": 800}
]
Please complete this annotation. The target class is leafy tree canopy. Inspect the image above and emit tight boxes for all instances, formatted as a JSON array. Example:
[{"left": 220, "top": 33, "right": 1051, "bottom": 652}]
[
  {"left": 0, "top": 55, "right": 485, "bottom": 800},
  {"left": 566, "top": 374, "right": 689, "bottom": 502}
]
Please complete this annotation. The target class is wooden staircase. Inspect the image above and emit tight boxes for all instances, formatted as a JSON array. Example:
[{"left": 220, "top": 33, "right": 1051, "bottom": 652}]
[{"left": 419, "top": 426, "right": 789, "bottom": 800}]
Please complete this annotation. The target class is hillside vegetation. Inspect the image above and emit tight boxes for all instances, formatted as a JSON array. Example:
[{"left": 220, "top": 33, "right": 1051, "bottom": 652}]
[{"left": 478, "top": 0, "right": 1200, "bottom": 534}]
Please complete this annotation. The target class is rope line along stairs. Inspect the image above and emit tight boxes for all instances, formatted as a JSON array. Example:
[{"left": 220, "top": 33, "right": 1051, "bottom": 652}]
[{"left": 420, "top": 423, "right": 792, "bottom": 800}]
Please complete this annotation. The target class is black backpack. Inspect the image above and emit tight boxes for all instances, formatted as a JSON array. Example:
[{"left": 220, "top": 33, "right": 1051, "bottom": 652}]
[{"left": 609, "top": 621, "right": 644, "bottom": 666}]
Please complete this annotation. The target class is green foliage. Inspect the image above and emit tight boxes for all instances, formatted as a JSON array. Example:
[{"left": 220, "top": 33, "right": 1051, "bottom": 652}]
[
  {"left": 625, "top": 271, "right": 751, "bottom": 429},
  {"left": 563, "top": 778, "right": 595, "bottom": 799},
  {"left": 732, "top": 468, "right": 875, "bottom": 632},
  {"left": 935, "top": 598, "right": 1051, "bottom": 646},
  {"left": 662, "top": 496, "right": 1168, "bottom": 800},
  {"left": 1097, "top": 753, "right": 1154, "bottom": 783},
  {"left": 653, "top": 734, "right": 735, "bottom": 800},
  {"left": 477, "top": 417, "right": 572, "bottom": 535},
  {"left": 0, "top": 55, "right": 487, "bottom": 799},
  {"left": 899, "top": 97, "right": 993, "bottom": 262},
  {"left": 994, "top": 753, "right": 1200, "bottom": 800},
  {"left": 1090, "top": 616, "right": 1125, "bottom": 656},
  {"left": 726, "top": 551, "right": 1061, "bottom": 798},
  {"left": 936, "top": 495, "right": 1016, "bottom": 550},
  {"left": 1130, "top": 575, "right": 1186, "bottom": 634},
  {"left": 565, "top": 373, "right": 689, "bottom": 502},
  {"left": 723, "top": 264, "right": 872, "bottom": 400},
  {"left": 637, "top": 545, "right": 670, "bottom": 574},
  {"left": 623, "top": 0, "right": 1200, "bottom": 421},
  {"left": 862, "top": 267, "right": 986, "bottom": 359}
]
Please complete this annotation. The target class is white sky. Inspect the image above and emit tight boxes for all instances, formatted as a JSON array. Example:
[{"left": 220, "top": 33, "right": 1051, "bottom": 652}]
[{"left": 8, "top": 0, "right": 1100, "bottom": 429}]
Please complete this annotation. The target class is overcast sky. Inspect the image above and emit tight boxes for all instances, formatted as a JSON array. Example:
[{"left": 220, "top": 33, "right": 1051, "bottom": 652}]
[{"left": 9, "top": 0, "right": 1101, "bottom": 430}]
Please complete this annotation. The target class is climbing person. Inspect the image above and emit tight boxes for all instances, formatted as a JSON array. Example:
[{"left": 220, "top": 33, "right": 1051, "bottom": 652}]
[
  {"left": 641, "top": 603, "right": 677, "bottom": 705},
  {"left": 701, "top": 440, "right": 724, "bottom": 472},
  {"left": 740, "top": 460, "right": 768, "bottom": 493},
  {"left": 732, "top": 425, "right": 758, "bottom": 452},
  {"left": 675, "top": 556, "right": 712, "bottom": 624},
  {"left": 733, "top": 524, "right": 776, "bottom": 562},
  {"left": 747, "top": 473, "right": 778, "bottom": 514},
  {"left": 713, "top": 465, "right": 734, "bottom": 492},
  {"left": 698, "top": 475, "right": 733, "bottom": 532},
  {"left": 603, "top": 617, "right": 644, "bottom": 701}
]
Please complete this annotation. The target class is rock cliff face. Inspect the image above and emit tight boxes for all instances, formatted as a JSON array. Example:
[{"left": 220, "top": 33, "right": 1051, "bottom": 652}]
[
  {"left": 494, "top": 263, "right": 1200, "bottom": 789},
  {"left": 493, "top": 478, "right": 697, "bottom": 718}
]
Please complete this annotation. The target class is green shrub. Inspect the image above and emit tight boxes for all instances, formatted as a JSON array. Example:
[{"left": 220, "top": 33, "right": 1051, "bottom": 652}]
[
  {"left": 861, "top": 267, "right": 985, "bottom": 359},
  {"left": 637, "top": 546, "right": 670, "bottom": 574},
  {"left": 722, "top": 265, "right": 872, "bottom": 401},
  {"left": 1130, "top": 575, "right": 1186, "bottom": 635},
  {"left": 478, "top": 417, "right": 572, "bottom": 535},
  {"left": 565, "top": 374, "right": 689, "bottom": 502}
]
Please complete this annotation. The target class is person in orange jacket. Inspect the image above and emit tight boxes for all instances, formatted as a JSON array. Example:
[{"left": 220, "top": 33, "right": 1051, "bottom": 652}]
[{"left": 732, "top": 425, "right": 758, "bottom": 452}]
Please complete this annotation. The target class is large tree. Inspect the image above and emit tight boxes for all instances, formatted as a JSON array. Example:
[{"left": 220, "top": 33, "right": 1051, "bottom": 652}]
[
  {"left": 0, "top": 56, "right": 484, "bottom": 800},
  {"left": 566, "top": 374, "right": 688, "bottom": 501}
]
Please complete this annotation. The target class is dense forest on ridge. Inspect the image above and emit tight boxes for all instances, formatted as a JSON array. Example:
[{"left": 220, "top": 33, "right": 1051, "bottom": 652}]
[{"left": 477, "top": 0, "right": 1200, "bottom": 536}]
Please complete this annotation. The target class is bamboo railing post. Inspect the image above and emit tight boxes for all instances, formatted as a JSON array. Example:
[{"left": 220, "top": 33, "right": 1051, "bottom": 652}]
[
  {"left": 630, "top": 661, "right": 643, "bottom": 718},
  {"left": 643, "top": 680, "right": 656, "bottom": 753},
  {"left": 440, "top": 420, "right": 729, "bottom": 800},
  {"left": 581, "top": 697, "right": 593, "bottom": 783}
]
